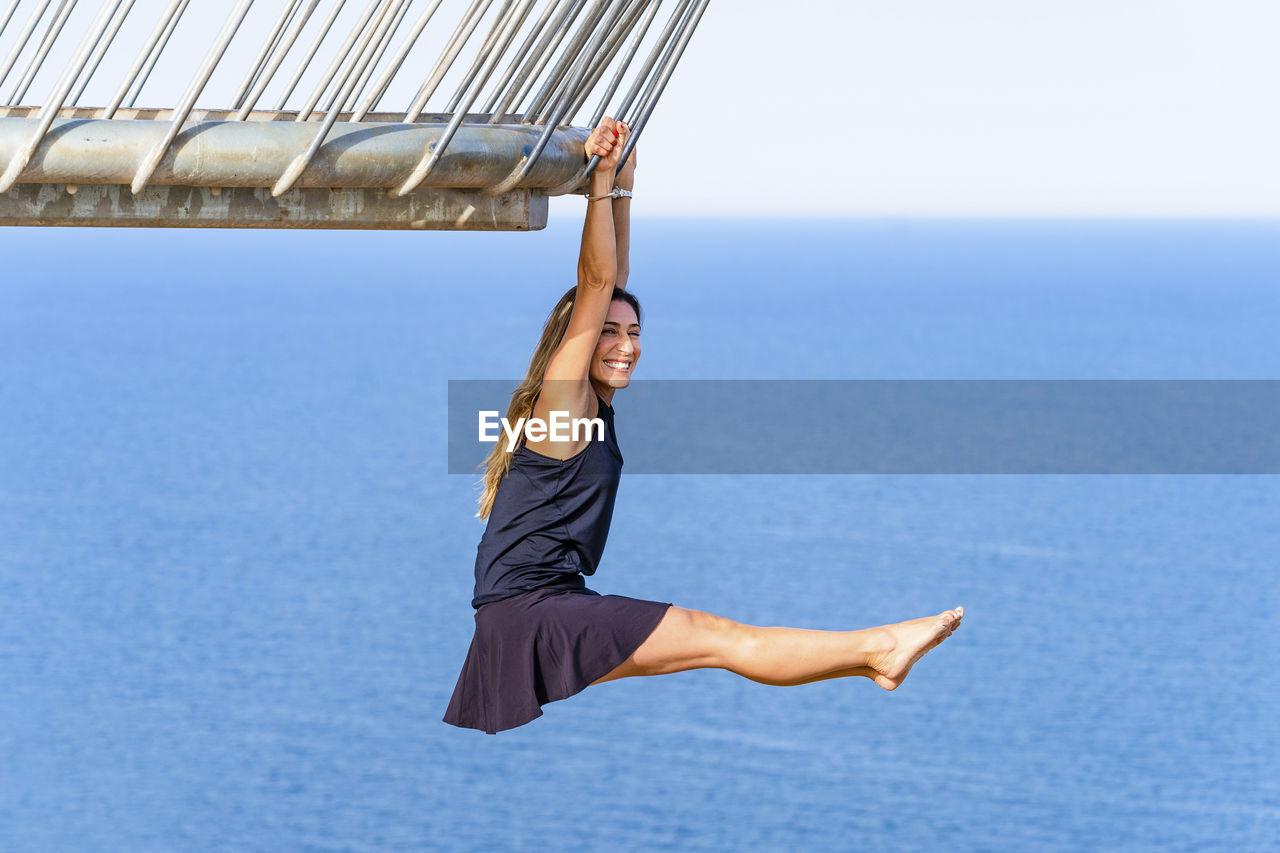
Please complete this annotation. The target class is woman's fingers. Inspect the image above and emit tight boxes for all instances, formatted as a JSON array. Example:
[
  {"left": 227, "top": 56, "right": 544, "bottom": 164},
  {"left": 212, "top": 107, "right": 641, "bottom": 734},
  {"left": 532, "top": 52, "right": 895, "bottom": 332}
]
[{"left": 584, "top": 116, "right": 630, "bottom": 170}]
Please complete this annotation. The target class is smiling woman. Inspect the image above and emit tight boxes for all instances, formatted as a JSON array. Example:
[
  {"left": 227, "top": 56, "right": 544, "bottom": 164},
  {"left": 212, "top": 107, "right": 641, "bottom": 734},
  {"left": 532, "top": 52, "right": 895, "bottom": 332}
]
[{"left": 442, "top": 116, "right": 965, "bottom": 735}]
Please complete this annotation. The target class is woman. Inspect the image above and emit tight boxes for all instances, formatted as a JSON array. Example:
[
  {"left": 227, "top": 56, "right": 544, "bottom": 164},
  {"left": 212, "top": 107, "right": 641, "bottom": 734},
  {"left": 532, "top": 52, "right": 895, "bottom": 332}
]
[{"left": 444, "top": 117, "right": 964, "bottom": 734}]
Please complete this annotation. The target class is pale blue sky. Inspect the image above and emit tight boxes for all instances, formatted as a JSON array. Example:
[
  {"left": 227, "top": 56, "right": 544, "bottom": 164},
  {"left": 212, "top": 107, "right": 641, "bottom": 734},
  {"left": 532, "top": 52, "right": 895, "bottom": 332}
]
[
  {"left": 627, "top": 0, "right": 1279, "bottom": 216},
  {"left": 7, "top": 0, "right": 1276, "bottom": 216}
]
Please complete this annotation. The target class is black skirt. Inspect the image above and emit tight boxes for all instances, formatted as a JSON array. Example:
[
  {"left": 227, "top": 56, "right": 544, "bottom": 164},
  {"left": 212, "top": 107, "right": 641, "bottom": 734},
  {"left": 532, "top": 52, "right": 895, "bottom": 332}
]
[{"left": 443, "top": 586, "right": 672, "bottom": 734}]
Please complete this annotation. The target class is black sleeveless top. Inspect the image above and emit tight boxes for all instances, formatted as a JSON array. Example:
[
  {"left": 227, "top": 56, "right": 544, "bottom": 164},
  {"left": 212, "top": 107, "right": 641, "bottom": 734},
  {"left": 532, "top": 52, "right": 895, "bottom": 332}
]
[{"left": 471, "top": 394, "right": 623, "bottom": 608}]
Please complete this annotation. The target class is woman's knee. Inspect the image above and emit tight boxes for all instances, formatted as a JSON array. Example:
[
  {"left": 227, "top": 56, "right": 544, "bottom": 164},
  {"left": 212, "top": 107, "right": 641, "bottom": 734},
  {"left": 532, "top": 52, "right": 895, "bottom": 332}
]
[{"left": 631, "top": 606, "right": 750, "bottom": 674}]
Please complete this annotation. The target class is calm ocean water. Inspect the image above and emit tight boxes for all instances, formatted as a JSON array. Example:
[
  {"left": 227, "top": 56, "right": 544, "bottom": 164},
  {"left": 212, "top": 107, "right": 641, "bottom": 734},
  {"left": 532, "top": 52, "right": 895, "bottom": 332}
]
[{"left": 1, "top": 219, "right": 1277, "bottom": 851}]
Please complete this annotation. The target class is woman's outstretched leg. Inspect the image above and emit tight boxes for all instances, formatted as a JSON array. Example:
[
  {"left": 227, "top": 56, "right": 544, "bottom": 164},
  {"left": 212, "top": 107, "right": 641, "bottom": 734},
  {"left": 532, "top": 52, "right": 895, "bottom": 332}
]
[{"left": 593, "top": 606, "right": 963, "bottom": 691}]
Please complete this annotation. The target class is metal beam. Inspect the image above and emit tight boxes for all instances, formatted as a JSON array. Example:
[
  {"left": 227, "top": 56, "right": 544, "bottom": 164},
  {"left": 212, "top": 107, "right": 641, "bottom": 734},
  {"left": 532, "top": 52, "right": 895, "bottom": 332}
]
[
  {"left": 0, "top": 182, "right": 546, "bottom": 229},
  {"left": 0, "top": 116, "right": 590, "bottom": 189}
]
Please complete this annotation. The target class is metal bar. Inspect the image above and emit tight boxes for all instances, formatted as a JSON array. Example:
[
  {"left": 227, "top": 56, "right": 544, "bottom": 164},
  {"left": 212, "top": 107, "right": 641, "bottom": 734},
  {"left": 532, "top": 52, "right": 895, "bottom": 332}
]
[
  {"left": 9, "top": 0, "right": 76, "bottom": 105},
  {"left": 440, "top": 0, "right": 512, "bottom": 112},
  {"left": 231, "top": 0, "right": 306, "bottom": 111},
  {"left": 0, "top": 0, "right": 56, "bottom": 98},
  {"left": 546, "top": 0, "right": 689, "bottom": 196},
  {"left": 319, "top": 0, "right": 399, "bottom": 114},
  {"left": 490, "top": 0, "right": 582, "bottom": 121},
  {"left": 444, "top": 0, "right": 530, "bottom": 114},
  {"left": 235, "top": 0, "right": 321, "bottom": 119},
  {"left": 0, "top": 183, "right": 548, "bottom": 230},
  {"left": 468, "top": 0, "right": 536, "bottom": 108},
  {"left": 530, "top": 0, "right": 624, "bottom": 125},
  {"left": 350, "top": 0, "right": 446, "bottom": 121},
  {"left": 392, "top": 0, "right": 531, "bottom": 196},
  {"left": 245, "top": 0, "right": 310, "bottom": 103},
  {"left": 483, "top": 0, "right": 634, "bottom": 192},
  {"left": 0, "top": 114, "right": 590, "bottom": 187},
  {"left": 561, "top": 0, "right": 650, "bottom": 124},
  {"left": 480, "top": 0, "right": 564, "bottom": 115},
  {"left": 624, "top": 0, "right": 687, "bottom": 127},
  {"left": 131, "top": 0, "right": 256, "bottom": 194},
  {"left": 584, "top": 0, "right": 658, "bottom": 128},
  {"left": 274, "top": 0, "right": 403, "bottom": 194},
  {"left": 611, "top": 0, "right": 705, "bottom": 170},
  {"left": 68, "top": 0, "right": 136, "bottom": 106},
  {"left": 102, "top": 0, "right": 182, "bottom": 117},
  {"left": 597, "top": 0, "right": 685, "bottom": 128},
  {"left": 296, "top": 0, "right": 382, "bottom": 121},
  {"left": 401, "top": 0, "right": 492, "bottom": 123},
  {"left": 0, "top": 0, "right": 24, "bottom": 41},
  {"left": 246, "top": 0, "right": 309, "bottom": 99},
  {"left": 119, "top": 0, "right": 192, "bottom": 112},
  {"left": 339, "top": 0, "right": 411, "bottom": 114},
  {"left": 542, "top": 0, "right": 646, "bottom": 125},
  {"left": 273, "top": 0, "right": 345, "bottom": 110},
  {"left": 1, "top": 0, "right": 123, "bottom": 191},
  {"left": 520, "top": 0, "right": 606, "bottom": 123},
  {"left": 0, "top": 104, "right": 453, "bottom": 120}
]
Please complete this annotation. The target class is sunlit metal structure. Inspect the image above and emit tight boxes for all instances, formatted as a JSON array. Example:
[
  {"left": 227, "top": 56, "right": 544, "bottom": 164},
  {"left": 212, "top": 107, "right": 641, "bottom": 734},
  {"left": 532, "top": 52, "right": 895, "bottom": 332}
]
[{"left": 0, "top": 0, "right": 707, "bottom": 229}]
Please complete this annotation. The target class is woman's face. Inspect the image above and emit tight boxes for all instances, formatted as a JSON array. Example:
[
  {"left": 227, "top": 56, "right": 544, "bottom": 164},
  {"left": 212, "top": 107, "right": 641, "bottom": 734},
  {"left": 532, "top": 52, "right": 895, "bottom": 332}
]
[{"left": 589, "top": 299, "right": 641, "bottom": 391}]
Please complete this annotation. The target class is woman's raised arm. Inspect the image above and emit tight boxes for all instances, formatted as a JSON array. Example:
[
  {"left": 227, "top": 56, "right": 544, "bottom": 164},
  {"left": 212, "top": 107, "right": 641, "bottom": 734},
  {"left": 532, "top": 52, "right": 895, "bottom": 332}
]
[{"left": 539, "top": 118, "right": 631, "bottom": 413}]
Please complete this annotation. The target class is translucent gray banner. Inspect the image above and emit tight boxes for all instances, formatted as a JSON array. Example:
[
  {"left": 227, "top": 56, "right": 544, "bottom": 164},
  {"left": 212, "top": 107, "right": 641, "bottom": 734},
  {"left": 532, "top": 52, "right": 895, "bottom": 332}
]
[{"left": 448, "top": 380, "right": 1280, "bottom": 474}]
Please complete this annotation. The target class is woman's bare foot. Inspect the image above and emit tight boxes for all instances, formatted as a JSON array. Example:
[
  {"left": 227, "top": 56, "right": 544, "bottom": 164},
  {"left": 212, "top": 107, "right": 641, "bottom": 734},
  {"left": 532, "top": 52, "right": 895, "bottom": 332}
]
[{"left": 865, "top": 607, "right": 963, "bottom": 691}]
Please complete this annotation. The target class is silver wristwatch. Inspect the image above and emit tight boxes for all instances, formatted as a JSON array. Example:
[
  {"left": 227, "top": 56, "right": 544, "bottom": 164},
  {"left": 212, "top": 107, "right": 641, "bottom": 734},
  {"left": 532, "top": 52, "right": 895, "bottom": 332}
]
[{"left": 585, "top": 187, "right": 633, "bottom": 201}]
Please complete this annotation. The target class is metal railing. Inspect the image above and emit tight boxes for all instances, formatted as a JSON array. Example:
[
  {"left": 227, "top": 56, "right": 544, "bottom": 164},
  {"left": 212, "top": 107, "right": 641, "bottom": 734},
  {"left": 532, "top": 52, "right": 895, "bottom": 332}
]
[{"left": 0, "top": 0, "right": 708, "bottom": 229}]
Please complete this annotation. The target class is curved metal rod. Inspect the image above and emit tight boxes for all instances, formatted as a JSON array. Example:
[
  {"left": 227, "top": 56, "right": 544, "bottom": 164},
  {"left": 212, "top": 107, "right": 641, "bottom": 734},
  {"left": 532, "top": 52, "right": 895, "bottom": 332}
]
[
  {"left": 321, "top": 0, "right": 403, "bottom": 114},
  {"left": 531, "top": 0, "right": 628, "bottom": 124},
  {"left": 273, "top": 0, "right": 403, "bottom": 195},
  {"left": 610, "top": 0, "right": 706, "bottom": 171},
  {"left": 401, "top": 0, "right": 493, "bottom": 123},
  {"left": 584, "top": 0, "right": 659, "bottom": 127},
  {"left": 131, "top": 0, "right": 256, "bottom": 194},
  {"left": 453, "top": 0, "right": 535, "bottom": 113},
  {"left": 623, "top": 3, "right": 682, "bottom": 130},
  {"left": 350, "top": 0, "right": 446, "bottom": 121},
  {"left": 231, "top": 0, "right": 306, "bottom": 111},
  {"left": 235, "top": 0, "right": 321, "bottom": 119},
  {"left": 392, "top": 0, "right": 532, "bottom": 196},
  {"left": 439, "top": 0, "right": 513, "bottom": 113},
  {"left": 485, "top": 0, "right": 624, "bottom": 194},
  {"left": 559, "top": 0, "right": 651, "bottom": 124},
  {"left": 339, "top": 0, "right": 412, "bottom": 114},
  {"left": 494, "top": 0, "right": 584, "bottom": 120},
  {"left": 444, "top": 0, "right": 529, "bottom": 114},
  {"left": 0, "top": 0, "right": 26, "bottom": 42},
  {"left": 480, "top": 0, "right": 567, "bottom": 116},
  {"left": 9, "top": 0, "right": 76, "bottom": 106},
  {"left": 102, "top": 0, "right": 183, "bottom": 117},
  {"left": 546, "top": 0, "right": 661, "bottom": 195},
  {"left": 68, "top": 0, "right": 136, "bottom": 106},
  {"left": 520, "top": 0, "right": 605, "bottom": 123},
  {"left": 0, "top": 0, "right": 56, "bottom": 99},
  {"left": 121, "top": 0, "right": 192, "bottom": 111},
  {"left": 0, "top": 0, "right": 124, "bottom": 192},
  {"left": 273, "top": 0, "right": 347, "bottom": 110},
  {"left": 593, "top": 0, "right": 685, "bottom": 131},
  {"left": 297, "top": 0, "right": 383, "bottom": 121}
]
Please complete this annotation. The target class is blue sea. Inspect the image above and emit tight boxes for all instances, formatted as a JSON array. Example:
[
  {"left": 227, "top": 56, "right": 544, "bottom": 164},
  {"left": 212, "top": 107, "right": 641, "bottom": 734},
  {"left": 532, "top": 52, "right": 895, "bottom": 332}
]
[{"left": 1, "top": 218, "right": 1277, "bottom": 851}]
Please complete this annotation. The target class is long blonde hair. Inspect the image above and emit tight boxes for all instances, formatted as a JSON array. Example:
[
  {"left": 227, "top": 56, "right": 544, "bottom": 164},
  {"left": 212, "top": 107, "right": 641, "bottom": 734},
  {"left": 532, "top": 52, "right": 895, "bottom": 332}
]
[{"left": 476, "top": 284, "right": 642, "bottom": 519}]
